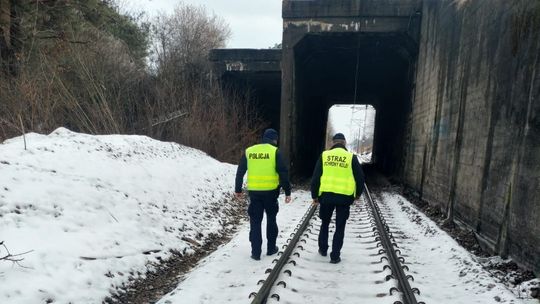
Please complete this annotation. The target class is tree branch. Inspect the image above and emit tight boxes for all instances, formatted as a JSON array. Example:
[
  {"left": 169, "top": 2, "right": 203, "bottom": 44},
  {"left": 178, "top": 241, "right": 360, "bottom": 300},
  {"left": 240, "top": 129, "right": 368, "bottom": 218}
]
[{"left": 0, "top": 241, "right": 33, "bottom": 268}]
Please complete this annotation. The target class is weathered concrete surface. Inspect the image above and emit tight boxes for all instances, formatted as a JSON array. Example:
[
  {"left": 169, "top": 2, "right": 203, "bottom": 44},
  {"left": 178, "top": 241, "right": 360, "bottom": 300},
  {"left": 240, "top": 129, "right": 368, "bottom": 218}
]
[
  {"left": 283, "top": 0, "right": 423, "bottom": 18},
  {"left": 209, "top": 49, "right": 281, "bottom": 74},
  {"left": 403, "top": 0, "right": 540, "bottom": 274}
]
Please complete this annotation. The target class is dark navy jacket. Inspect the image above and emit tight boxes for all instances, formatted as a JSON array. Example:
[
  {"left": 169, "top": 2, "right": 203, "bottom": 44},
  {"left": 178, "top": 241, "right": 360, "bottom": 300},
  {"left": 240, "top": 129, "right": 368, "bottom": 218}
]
[
  {"left": 235, "top": 138, "right": 292, "bottom": 197},
  {"left": 311, "top": 143, "right": 365, "bottom": 205}
]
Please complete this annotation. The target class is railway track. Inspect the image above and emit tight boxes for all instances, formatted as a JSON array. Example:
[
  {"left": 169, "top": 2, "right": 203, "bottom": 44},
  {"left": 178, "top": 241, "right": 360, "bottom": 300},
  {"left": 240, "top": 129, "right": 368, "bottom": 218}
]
[{"left": 248, "top": 184, "right": 424, "bottom": 304}]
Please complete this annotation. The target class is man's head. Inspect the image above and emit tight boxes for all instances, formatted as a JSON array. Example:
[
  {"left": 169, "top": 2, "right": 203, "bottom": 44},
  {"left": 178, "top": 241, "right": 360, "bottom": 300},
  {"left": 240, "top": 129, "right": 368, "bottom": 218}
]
[
  {"left": 332, "top": 133, "right": 346, "bottom": 146},
  {"left": 263, "top": 128, "right": 279, "bottom": 145}
]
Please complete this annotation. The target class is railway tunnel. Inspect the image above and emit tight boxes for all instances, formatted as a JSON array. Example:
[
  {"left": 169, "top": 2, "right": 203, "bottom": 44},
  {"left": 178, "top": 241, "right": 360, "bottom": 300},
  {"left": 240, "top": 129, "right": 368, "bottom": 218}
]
[
  {"left": 211, "top": 0, "right": 540, "bottom": 275},
  {"left": 211, "top": 1, "right": 422, "bottom": 178},
  {"left": 280, "top": 0, "right": 422, "bottom": 178},
  {"left": 292, "top": 32, "right": 416, "bottom": 178}
]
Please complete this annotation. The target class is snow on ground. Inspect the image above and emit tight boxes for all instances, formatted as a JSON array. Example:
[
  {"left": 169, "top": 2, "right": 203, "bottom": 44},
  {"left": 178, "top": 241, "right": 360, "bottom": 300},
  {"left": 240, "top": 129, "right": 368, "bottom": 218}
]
[
  {"left": 159, "top": 193, "right": 398, "bottom": 304},
  {"left": 265, "top": 196, "right": 399, "bottom": 304},
  {"left": 157, "top": 191, "right": 314, "bottom": 304},
  {"left": 158, "top": 191, "right": 396, "bottom": 304},
  {"left": 380, "top": 191, "right": 537, "bottom": 304},
  {"left": 0, "top": 128, "right": 237, "bottom": 304},
  {"left": 158, "top": 189, "right": 538, "bottom": 304}
]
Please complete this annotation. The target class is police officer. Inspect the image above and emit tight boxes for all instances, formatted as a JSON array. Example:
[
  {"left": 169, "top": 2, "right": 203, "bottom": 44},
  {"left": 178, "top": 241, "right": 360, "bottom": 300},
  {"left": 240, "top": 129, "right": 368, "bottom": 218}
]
[
  {"left": 311, "top": 133, "right": 364, "bottom": 264},
  {"left": 235, "top": 128, "right": 292, "bottom": 261}
]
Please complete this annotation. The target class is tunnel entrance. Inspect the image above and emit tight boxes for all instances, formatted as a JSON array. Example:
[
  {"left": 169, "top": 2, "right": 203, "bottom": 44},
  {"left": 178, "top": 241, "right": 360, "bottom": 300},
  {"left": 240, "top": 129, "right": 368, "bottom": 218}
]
[
  {"left": 221, "top": 71, "right": 281, "bottom": 130},
  {"left": 209, "top": 49, "right": 282, "bottom": 131},
  {"left": 292, "top": 32, "right": 416, "bottom": 179},
  {"left": 326, "top": 104, "right": 376, "bottom": 164}
]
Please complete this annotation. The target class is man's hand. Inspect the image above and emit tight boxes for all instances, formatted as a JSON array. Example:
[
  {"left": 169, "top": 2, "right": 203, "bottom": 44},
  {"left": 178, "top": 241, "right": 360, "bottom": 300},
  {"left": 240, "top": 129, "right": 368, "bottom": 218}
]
[
  {"left": 312, "top": 198, "right": 319, "bottom": 206},
  {"left": 234, "top": 192, "right": 244, "bottom": 200},
  {"left": 285, "top": 196, "right": 292, "bottom": 204}
]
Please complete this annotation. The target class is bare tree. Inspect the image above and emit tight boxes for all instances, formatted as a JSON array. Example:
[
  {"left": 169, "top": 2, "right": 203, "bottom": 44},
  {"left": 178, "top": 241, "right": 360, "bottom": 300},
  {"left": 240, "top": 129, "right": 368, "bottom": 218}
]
[
  {"left": 142, "top": 2, "right": 265, "bottom": 163},
  {"left": 152, "top": 2, "right": 231, "bottom": 86}
]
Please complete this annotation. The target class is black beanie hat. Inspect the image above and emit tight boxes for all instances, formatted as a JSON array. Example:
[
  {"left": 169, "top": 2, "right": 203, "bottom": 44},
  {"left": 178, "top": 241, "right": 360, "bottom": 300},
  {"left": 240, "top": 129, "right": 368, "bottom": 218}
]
[
  {"left": 263, "top": 128, "right": 279, "bottom": 141},
  {"left": 332, "top": 133, "right": 346, "bottom": 141}
]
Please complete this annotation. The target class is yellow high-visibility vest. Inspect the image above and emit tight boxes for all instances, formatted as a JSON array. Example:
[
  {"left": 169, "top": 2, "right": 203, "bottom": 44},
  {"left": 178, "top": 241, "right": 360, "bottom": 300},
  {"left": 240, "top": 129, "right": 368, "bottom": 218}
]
[
  {"left": 319, "top": 148, "right": 356, "bottom": 196},
  {"left": 246, "top": 144, "right": 279, "bottom": 191}
]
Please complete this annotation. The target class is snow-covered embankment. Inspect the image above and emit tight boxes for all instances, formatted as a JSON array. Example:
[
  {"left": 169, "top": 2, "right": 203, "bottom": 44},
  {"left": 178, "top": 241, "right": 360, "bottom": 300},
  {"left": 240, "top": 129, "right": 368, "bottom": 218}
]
[{"left": 0, "top": 128, "right": 237, "bottom": 303}]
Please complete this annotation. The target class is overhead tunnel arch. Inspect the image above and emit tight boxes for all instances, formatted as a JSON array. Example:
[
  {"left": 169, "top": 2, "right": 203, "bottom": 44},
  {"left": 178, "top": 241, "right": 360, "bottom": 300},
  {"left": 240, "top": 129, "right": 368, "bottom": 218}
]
[{"left": 287, "top": 32, "right": 418, "bottom": 179}]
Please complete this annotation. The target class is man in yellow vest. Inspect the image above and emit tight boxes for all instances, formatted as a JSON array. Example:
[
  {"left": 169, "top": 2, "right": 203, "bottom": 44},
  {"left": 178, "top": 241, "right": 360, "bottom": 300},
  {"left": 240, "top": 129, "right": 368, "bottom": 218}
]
[
  {"left": 235, "top": 128, "right": 292, "bottom": 261},
  {"left": 311, "top": 133, "right": 364, "bottom": 264}
]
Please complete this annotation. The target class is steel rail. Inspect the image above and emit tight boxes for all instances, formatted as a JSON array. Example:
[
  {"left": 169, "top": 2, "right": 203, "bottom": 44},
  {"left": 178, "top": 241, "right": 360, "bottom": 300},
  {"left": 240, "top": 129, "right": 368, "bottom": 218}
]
[
  {"left": 250, "top": 203, "right": 317, "bottom": 304},
  {"left": 364, "top": 183, "right": 420, "bottom": 304}
]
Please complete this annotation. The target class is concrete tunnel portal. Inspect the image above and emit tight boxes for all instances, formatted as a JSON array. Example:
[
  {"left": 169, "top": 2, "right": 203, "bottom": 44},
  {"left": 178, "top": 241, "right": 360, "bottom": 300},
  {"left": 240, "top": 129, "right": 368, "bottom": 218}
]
[
  {"left": 291, "top": 32, "right": 417, "bottom": 178},
  {"left": 210, "top": 33, "right": 417, "bottom": 179},
  {"left": 210, "top": 0, "right": 422, "bottom": 180}
]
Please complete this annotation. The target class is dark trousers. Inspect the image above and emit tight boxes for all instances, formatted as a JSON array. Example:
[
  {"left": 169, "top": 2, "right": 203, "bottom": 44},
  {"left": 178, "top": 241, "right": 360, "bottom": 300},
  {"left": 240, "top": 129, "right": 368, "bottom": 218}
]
[
  {"left": 248, "top": 193, "right": 279, "bottom": 256},
  {"left": 318, "top": 201, "right": 351, "bottom": 260}
]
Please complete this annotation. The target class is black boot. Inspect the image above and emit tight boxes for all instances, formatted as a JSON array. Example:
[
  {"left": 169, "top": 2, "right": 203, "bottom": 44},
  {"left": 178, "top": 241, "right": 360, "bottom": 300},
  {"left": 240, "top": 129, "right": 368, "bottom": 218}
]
[
  {"left": 267, "top": 246, "right": 279, "bottom": 256},
  {"left": 330, "top": 257, "right": 341, "bottom": 264}
]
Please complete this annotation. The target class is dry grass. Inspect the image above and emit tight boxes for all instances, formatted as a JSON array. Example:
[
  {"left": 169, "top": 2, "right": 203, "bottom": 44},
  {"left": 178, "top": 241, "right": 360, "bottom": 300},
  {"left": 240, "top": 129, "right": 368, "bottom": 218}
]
[{"left": 0, "top": 2, "right": 265, "bottom": 164}]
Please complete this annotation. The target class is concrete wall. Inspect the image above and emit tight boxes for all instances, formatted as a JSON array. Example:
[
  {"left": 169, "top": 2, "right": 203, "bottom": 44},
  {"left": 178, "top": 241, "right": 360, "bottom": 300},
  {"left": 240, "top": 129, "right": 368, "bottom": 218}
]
[
  {"left": 404, "top": 0, "right": 540, "bottom": 273},
  {"left": 283, "top": 0, "right": 422, "bottom": 18},
  {"left": 209, "top": 49, "right": 281, "bottom": 74}
]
